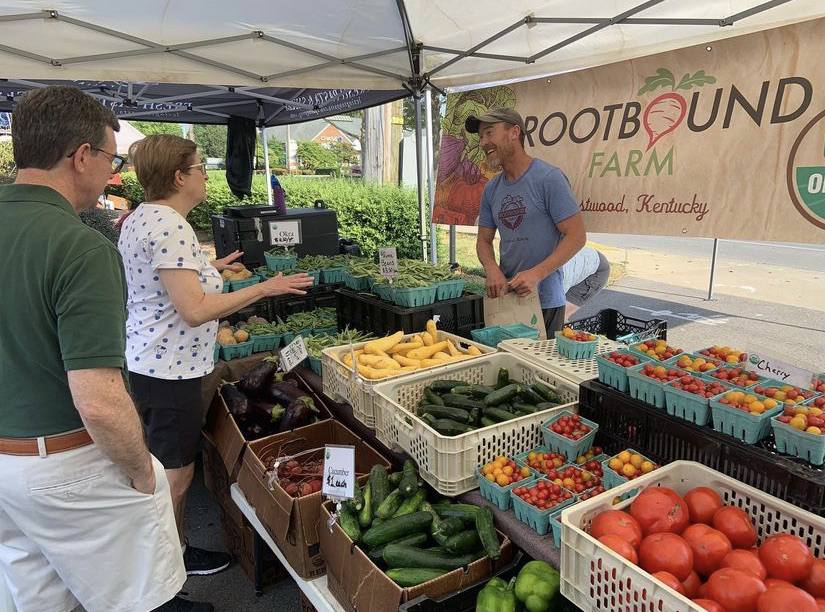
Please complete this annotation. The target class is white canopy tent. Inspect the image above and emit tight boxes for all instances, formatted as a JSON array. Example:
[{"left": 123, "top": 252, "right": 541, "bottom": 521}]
[{"left": 0, "top": 0, "right": 821, "bottom": 259}]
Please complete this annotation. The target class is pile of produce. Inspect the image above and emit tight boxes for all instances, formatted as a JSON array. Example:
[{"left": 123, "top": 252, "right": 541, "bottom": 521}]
[
  {"left": 219, "top": 359, "right": 322, "bottom": 440},
  {"left": 221, "top": 263, "right": 254, "bottom": 282},
  {"left": 339, "top": 320, "right": 482, "bottom": 380},
  {"left": 477, "top": 559, "right": 560, "bottom": 612},
  {"left": 217, "top": 324, "right": 250, "bottom": 346},
  {"left": 587, "top": 485, "right": 824, "bottom": 611},
  {"left": 337, "top": 460, "right": 504, "bottom": 587},
  {"left": 415, "top": 367, "right": 563, "bottom": 436},
  {"left": 267, "top": 449, "right": 326, "bottom": 498}
]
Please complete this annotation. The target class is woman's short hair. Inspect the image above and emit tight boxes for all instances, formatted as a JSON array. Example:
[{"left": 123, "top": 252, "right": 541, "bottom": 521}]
[{"left": 129, "top": 134, "right": 198, "bottom": 201}]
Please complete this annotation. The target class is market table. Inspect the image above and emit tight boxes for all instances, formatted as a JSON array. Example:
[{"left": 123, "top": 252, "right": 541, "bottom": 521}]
[{"left": 231, "top": 484, "right": 346, "bottom": 612}]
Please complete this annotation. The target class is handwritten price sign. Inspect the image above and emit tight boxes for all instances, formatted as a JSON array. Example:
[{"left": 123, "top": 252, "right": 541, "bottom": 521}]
[
  {"left": 279, "top": 335, "right": 308, "bottom": 372},
  {"left": 322, "top": 445, "right": 355, "bottom": 499},
  {"left": 268, "top": 220, "right": 302, "bottom": 246},
  {"left": 379, "top": 246, "right": 398, "bottom": 278}
]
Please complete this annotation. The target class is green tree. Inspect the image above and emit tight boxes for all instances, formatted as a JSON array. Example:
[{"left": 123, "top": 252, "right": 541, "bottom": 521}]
[
  {"left": 128, "top": 121, "right": 181, "bottom": 137},
  {"left": 193, "top": 124, "right": 227, "bottom": 158},
  {"left": 0, "top": 140, "right": 15, "bottom": 183},
  {"left": 255, "top": 138, "right": 286, "bottom": 169},
  {"left": 330, "top": 141, "right": 357, "bottom": 169},
  {"left": 294, "top": 140, "right": 337, "bottom": 172}
]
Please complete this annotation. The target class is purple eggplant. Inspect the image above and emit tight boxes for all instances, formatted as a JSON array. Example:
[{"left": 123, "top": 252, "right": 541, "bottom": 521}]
[
  {"left": 247, "top": 399, "right": 286, "bottom": 432},
  {"left": 266, "top": 379, "right": 307, "bottom": 407},
  {"left": 220, "top": 383, "right": 251, "bottom": 424},
  {"left": 277, "top": 396, "right": 317, "bottom": 432},
  {"left": 238, "top": 359, "right": 279, "bottom": 397}
]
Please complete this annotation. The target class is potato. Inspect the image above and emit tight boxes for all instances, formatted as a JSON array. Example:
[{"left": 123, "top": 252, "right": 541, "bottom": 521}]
[
  {"left": 216, "top": 328, "right": 236, "bottom": 345},
  {"left": 233, "top": 329, "right": 250, "bottom": 343}
]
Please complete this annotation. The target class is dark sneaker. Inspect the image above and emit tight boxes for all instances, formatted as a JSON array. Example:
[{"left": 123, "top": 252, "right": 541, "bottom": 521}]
[
  {"left": 183, "top": 543, "right": 231, "bottom": 576},
  {"left": 153, "top": 595, "right": 214, "bottom": 612}
]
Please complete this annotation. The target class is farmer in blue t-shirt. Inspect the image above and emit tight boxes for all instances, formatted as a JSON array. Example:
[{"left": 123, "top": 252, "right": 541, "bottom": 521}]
[{"left": 468, "top": 107, "right": 586, "bottom": 336}]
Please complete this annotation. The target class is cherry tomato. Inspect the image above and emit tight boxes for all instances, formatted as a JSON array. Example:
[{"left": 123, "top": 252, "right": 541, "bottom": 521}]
[
  {"left": 712, "top": 506, "right": 757, "bottom": 549},
  {"left": 597, "top": 534, "right": 638, "bottom": 564},
  {"left": 720, "top": 548, "right": 767, "bottom": 581},
  {"left": 757, "top": 584, "right": 818, "bottom": 612},
  {"left": 684, "top": 486, "right": 724, "bottom": 524},
  {"left": 706, "top": 567, "right": 766, "bottom": 612},
  {"left": 638, "top": 532, "right": 694, "bottom": 581},
  {"left": 759, "top": 534, "right": 814, "bottom": 583},
  {"left": 630, "top": 487, "right": 689, "bottom": 536},
  {"left": 589, "top": 509, "right": 643, "bottom": 549},
  {"left": 682, "top": 523, "right": 733, "bottom": 577}
]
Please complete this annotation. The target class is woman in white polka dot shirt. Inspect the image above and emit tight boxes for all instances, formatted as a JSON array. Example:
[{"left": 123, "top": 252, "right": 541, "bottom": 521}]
[{"left": 118, "top": 134, "right": 313, "bottom": 578}]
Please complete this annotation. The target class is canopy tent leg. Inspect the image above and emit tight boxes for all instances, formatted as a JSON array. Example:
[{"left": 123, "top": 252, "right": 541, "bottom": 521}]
[
  {"left": 414, "top": 93, "right": 428, "bottom": 261},
  {"left": 425, "top": 88, "right": 437, "bottom": 264},
  {"left": 706, "top": 238, "right": 719, "bottom": 300},
  {"left": 449, "top": 226, "right": 457, "bottom": 265},
  {"left": 262, "top": 126, "right": 273, "bottom": 206}
]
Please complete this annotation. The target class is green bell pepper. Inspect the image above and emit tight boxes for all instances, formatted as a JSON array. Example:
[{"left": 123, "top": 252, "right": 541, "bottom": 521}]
[
  {"left": 476, "top": 576, "right": 517, "bottom": 612},
  {"left": 514, "top": 560, "right": 560, "bottom": 612}
]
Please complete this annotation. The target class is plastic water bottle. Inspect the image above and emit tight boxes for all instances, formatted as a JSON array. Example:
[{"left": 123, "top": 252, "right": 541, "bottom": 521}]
[{"left": 271, "top": 174, "right": 286, "bottom": 214}]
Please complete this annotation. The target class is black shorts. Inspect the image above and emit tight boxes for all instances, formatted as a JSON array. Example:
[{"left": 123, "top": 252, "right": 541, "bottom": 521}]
[
  {"left": 542, "top": 306, "right": 566, "bottom": 336},
  {"left": 128, "top": 372, "right": 204, "bottom": 469}
]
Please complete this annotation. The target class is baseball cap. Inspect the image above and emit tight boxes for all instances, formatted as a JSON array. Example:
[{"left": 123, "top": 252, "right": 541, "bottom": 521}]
[{"left": 465, "top": 107, "right": 525, "bottom": 134}]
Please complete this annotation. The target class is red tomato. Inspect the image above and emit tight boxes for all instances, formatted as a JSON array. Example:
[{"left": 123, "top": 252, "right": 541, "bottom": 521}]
[
  {"left": 706, "top": 567, "right": 767, "bottom": 612},
  {"left": 629, "top": 487, "right": 689, "bottom": 536},
  {"left": 816, "top": 599, "right": 825, "bottom": 612},
  {"left": 682, "top": 570, "right": 702, "bottom": 599},
  {"left": 638, "top": 533, "right": 694, "bottom": 581},
  {"left": 797, "top": 558, "right": 825, "bottom": 600},
  {"left": 713, "top": 506, "right": 757, "bottom": 549},
  {"left": 764, "top": 578, "right": 796, "bottom": 589},
  {"left": 682, "top": 523, "right": 733, "bottom": 577},
  {"left": 759, "top": 534, "right": 814, "bottom": 583},
  {"left": 757, "top": 584, "right": 818, "bottom": 612},
  {"left": 589, "top": 509, "right": 643, "bottom": 549},
  {"left": 597, "top": 534, "right": 638, "bottom": 564},
  {"left": 652, "top": 570, "right": 686, "bottom": 595},
  {"left": 692, "top": 600, "right": 727, "bottom": 612},
  {"left": 721, "top": 548, "right": 767, "bottom": 580},
  {"left": 684, "top": 486, "right": 724, "bottom": 524},
  {"left": 697, "top": 580, "right": 709, "bottom": 599}
]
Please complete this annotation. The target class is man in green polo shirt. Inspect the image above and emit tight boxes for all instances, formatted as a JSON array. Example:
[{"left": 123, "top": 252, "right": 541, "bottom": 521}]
[{"left": 0, "top": 87, "right": 207, "bottom": 612}]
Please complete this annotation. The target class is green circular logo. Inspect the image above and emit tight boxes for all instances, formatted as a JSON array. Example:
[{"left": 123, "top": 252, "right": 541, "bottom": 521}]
[
  {"left": 787, "top": 110, "right": 825, "bottom": 230},
  {"left": 749, "top": 354, "right": 759, "bottom": 365}
]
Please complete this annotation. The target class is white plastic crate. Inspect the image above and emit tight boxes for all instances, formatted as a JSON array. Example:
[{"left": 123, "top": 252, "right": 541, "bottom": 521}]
[
  {"left": 321, "top": 330, "right": 492, "bottom": 428},
  {"left": 560, "top": 460, "right": 825, "bottom": 612},
  {"left": 498, "top": 336, "right": 624, "bottom": 384},
  {"left": 371, "top": 352, "right": 579, "bottom": 495}
]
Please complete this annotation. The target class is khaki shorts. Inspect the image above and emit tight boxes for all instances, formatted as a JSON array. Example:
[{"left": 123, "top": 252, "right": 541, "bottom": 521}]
[{"left": 0, "top": 444, "right": 185, "bottom": 612}]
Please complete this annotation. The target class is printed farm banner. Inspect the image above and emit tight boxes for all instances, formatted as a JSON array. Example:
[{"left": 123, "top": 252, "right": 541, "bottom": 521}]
[{"left": 433, "top": 19, "right": 824, "bottom": 243}]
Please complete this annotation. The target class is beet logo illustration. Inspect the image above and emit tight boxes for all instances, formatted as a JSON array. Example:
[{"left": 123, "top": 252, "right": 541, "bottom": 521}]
[
  {"left": 639, "top": 68, "right": 717, "bottom": 150},
  {"left": 498, "top": 195, "right": 526, "bottom": 230}
]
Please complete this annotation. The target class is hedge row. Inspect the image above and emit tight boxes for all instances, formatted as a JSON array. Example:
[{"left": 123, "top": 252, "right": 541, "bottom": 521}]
[{"left": 111, "top": 172, "right": 427, "bottom": 260}]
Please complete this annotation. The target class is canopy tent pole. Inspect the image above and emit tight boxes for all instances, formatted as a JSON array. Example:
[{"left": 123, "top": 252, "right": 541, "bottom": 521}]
[
  {"left": 262, "top": 126, "right": 273, "bottom": 206},
  {"left": 414, "top": 92, "right": 428, "bottom": 261},
  {"left": 425, "top": 88, "right": 437, "bottom": 264}
]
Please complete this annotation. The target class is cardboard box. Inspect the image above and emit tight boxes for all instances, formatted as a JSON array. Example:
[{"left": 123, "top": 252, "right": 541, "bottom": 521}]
[
  {"left": 236, "top": 419, "right": 390, "bottom": 580},
  {"left": 218, "top": 505, "right": 289, "bottom": 592},
  {"left": 202, "top": 431, "right": 245, "bottom": 527},
  {"left": 320, "top": 501, "right": 513, "bottom": 611},
  {"left": 298, "top": 592, "right": 317, "bottom": 612}
]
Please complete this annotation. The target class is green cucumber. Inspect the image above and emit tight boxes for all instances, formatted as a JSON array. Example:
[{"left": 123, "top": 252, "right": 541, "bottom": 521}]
[
  {"left": 512, "top": 401, "right": 542, "bottom": 414},
  {"left": 535, "top": 401, "right": 560, "bottom": 412},
  {"left": 531, "top": 380, "right": 563, "bottom": 403},
  {"left": 443, "top": 530, "right": 481, "bottom": 554},
  {"left": 496, "top": 367, "right": 510, "bottom": 389},
  {"left": 482, "top": 406, "right": 518, "bottom": 422},
  {"left": 480, "top": 416, "right": 497, "bottom": 427},
  {"left": 361, "top": 511, "right": 433, "bottom": 548},
  {"left": 416, "top": 405, "right": 471, "bottom": 423},
  {"left": 366, "top": 532, "right": 429, "bottom": 563},
  {"left": 369, "top": 465, "right": 390, "bottom": 515},
  {"left": 351, "top": 482, "right": 365, "bottom": 512},
  {"left": 450, "top": 384, "right": 495, "bottom": 399},
  {"left": 440, "top": 394, "right": 486, "bottom": 410},
  {"left": 382, "top": 544, "right": 481, "bottom": 570},
  {"left": 419, "top": 501, "right": 443, "bottom": 533},
  {"left": 429, "top": 379, "right": 466, "bottom": 393},
  {"left": 358, "top": 483, "right": 372, "bottom": 528},
  {"left": 339, "top": 503, "right": 361, "bottom": 542},
  {"left": 427, "top": 418, "right": 474, "bottom": 436},
  {"left": 385, "top": 568, "right": 449, "bottom": 587},
  {"left": 483, "top": 383, "right": 521, "bottom": 406},
  {"left": 475, "top": 506, "right": 501, "bottom": 560},
  {"left": 517, "top": 384, "right": 545, "bottom": 405},
  {"left": 388, "top": 471, "right": 403, "bottom": 486},
  {"left": 423, "top": 387, "right": 445, "bottom": 406},
  {"left": 432, "top": 516, "right": 465, "bottom": 546},
  {"left": 434, "top": 504, "right": 480, "bottom": 524},
  {"left": 398, "top": 459, "right": 420, "bottom": 498},
  {"left": 376, "top": 488, "right": 404, "bottom": 519},
  {"left": 394, "top": 488, "right": 427, "bottom": 517}
]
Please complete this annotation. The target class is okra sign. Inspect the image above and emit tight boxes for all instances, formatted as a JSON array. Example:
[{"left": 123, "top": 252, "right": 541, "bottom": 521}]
[{"left": 434, "top": 18, "right": 823, "bottom": 242}]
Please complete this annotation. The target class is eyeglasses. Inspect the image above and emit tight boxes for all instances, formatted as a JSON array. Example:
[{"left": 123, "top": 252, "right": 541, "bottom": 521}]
[
  {"left": 186, "top": 163, "right": 207, "bottom": 176},
  {"left": 66, "top": 144, "right": 126, "bottom": 174}
]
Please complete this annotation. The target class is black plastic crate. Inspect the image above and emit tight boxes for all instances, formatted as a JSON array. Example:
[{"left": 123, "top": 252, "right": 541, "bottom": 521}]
[
  {"left": 225, "top": 284, "right": 340, "bottom": 326},
  {"left": 335, "top": 288, "right": 483, "bottom": 339},
  {"left": 579, "top": 379, "right": 825, "bottom": 514},
  {"left": 570, "top": 308, "right": 667, "bottom": 341}
]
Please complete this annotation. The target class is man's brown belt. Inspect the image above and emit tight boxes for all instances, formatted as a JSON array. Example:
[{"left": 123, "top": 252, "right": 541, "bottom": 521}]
[{"left": 0, "top": 428, "right": 93, "bottom": 456}]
